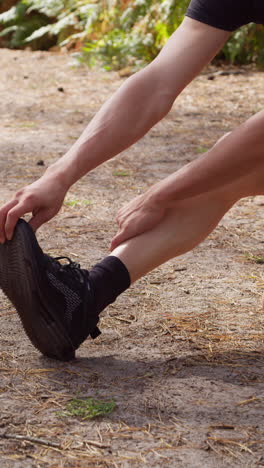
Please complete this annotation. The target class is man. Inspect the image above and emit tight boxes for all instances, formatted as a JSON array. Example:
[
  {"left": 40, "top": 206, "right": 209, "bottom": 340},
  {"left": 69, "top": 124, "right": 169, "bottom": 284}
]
[{"left": 0, "top": 0, "right": 263, "bottom": 360}]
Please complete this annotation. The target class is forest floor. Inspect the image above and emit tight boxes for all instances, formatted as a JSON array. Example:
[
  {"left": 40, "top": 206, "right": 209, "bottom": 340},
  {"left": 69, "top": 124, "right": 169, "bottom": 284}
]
[{"left": 0, "top": 48, "right": 264, "bottom": 467}]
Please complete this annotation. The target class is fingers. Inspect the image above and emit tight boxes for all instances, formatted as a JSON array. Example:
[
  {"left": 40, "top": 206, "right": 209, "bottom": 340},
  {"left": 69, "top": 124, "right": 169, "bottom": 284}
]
[
  {"left": 0, "top": 199, "right": 18, "bottom": 243},
  {"left": 110, "top": 231, "right": 126, "bottom": 251},
  {"left": 1, "top": 192, "right": 39, "bottom": 241},
  {"left": 110, "top": 225, "right": 136, "bottom": 251},
  {"left": 110, "top": 212, "right": 130, "bottom": 250},
  {"left": 4, "top": 200, "right": 32, "bottom": 240},
  {"left": 28, "top": 210, "right": 53, "bottom": 232}
]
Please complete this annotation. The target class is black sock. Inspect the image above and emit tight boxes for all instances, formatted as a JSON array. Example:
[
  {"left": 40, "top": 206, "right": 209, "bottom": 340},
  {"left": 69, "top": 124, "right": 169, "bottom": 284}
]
[{"left": 89, "top": 256, "right": 131, "bottom": 317}]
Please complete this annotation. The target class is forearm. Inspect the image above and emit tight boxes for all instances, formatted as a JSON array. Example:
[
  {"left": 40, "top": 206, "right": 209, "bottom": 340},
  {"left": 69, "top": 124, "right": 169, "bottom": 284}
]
[
  {"left": 148, "top": 110, "right": 264, "bottom": 206},
  {"left": 46, "top": 18, "right": 230, "bottom": 189},
  {"left": 46, "top": 66, "right": 172, "bottom": 188}
]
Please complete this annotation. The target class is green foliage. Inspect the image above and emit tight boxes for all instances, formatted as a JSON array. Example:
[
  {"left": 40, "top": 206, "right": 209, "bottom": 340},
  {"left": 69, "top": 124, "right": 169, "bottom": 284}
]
[
  {"left": 26, "top": 0, "right": 65, "bottom": 17},
  {"left": 82, "top": 0, "right": 189, "bottom": 70},
  {"left": 64, "top": 197, "right": 93, "bottom": 206},
  {"left": 0, "top": 1, "right": 51, "bottom": 48},
  {"left": 24, "top": 0, "right": 101, "bottom": 45},
  {"left": 58, "top": 397, "right": 116, "bottom": 419},
  {"left": 0, "top": 0, "right": 100, "bottom": 49},
  {"left": 0, "top": 0, "right": 264, "bottom": 67},
  {"left": 222, "top": 23, "right": 264, "bottom": 66}
]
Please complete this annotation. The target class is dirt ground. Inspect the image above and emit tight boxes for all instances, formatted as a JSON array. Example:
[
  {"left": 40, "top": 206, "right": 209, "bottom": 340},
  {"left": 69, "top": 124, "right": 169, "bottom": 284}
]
[{"left": 0, "top": 48, "right": 263, "bottom": 467}]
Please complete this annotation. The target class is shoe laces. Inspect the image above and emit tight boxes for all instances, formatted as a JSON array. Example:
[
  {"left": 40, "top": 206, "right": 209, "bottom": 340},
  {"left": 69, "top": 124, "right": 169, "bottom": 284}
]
[{"left": 47, "top": 255, "right": 89, "bottom": 284}]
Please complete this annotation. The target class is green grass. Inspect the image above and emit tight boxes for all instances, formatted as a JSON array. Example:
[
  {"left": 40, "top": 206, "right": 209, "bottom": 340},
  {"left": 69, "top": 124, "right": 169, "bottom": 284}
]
[
  {"left": 112, "top": 170, "right": 131, "bottom": 177},
  {"left": 18, "top": 121, "right": 37, "bottom": 128},
  {"left": 195, "top": 146, "right": 208, "bottom": 154},
  {"left": 58, "top": 397, "right": 116, "bottom": 420},
  {"left": 64, "top": 199, "right": 93, "bottom": 207},
  {"left": 246, "top": 253, "right": 264, "bottom": 264}
]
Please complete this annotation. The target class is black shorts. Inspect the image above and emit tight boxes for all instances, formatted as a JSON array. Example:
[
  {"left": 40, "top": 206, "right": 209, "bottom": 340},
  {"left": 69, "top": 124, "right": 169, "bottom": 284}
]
[{"left": 186, "top": 0, "right": 264, "bottom": 31}]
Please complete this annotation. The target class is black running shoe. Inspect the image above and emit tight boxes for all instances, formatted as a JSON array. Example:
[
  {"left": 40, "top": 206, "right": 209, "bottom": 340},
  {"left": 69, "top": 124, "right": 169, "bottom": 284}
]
[{"left": 0, "top": 219, "right": 100, "bottom": 361}]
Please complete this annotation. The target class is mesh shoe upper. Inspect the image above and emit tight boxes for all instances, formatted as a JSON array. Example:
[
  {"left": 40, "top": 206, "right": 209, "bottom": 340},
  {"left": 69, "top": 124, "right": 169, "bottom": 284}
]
[{"left": 44, "top": 255, "right": 101, "bottom": 348}]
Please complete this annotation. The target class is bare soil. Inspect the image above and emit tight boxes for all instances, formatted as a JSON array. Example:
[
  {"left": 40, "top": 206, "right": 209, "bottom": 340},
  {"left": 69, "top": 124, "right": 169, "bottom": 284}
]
[{"left": 0, "top": 48, "right": 264, "bottom": 467}]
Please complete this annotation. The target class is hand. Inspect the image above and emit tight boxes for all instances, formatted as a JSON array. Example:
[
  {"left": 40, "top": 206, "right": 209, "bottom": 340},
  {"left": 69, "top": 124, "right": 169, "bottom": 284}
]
[
  {"left": 110, "top": 192, "right": 167, "bottom": 250},
  {"left": 0, "top": 171, "right": 68, "bottom": 243}
]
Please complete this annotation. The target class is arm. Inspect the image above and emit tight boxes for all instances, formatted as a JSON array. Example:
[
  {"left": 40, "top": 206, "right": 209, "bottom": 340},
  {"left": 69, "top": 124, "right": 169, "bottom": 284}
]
[
  {"left": 0, "top": 17, "right": 230, "bottom": 242},
  {"left": 111, "top": 111, "right": 264, "bottom": 249},
  {"left": 48, "top": 17, "right": 230, "bottom": 188},
  {"left": 145, "top": 110, "right": 264, "bottom": 205}
]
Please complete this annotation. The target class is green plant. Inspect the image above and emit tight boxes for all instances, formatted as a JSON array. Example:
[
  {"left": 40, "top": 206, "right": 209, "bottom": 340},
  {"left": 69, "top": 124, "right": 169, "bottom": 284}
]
[
  {"left": 112, "top": 170, "right": 131, "bottom": 176},
  {"left": 195, "top": 146, "right": 208, "bottom": 154},
  {"left": 0, "top": 0, "right": 101, "bottom": 49},
  {"left": 0, "top": 1, "right": 264, "bottom": 67},
  {"left": 64, "top": 198, "right": 92, "bottom": 207},
  {"left": 58, "top": 397, "right": 116, "bottom": 419},
  {"left": 25, "top": 0, "right": 101, "bottom": 45},
  {"left": 221, "top": 23, "right": 264, "bottom": 66},
  {"left": 246, "top": 253, "right": 264, "bottom": 264},
  {"left": 0, "top": 1, "right": 52, "bottom": 48},
  {"left": 82, "top": 0, "right": 189, "bottom": 70}
]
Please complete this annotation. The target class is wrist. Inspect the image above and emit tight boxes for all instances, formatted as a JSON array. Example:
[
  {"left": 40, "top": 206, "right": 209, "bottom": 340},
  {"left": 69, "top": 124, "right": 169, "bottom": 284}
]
[
  {"left": 144, "top": 182, "right": 172, "bottom": 211},
  {"left": 44, "top": 162, "right": 73, "bottom": 192},
  {"left": 145, "top": 161, "right": 201, "bottom": 206},
  {"left": 146, "top": 177, "right": 174, "bottom": 203}
]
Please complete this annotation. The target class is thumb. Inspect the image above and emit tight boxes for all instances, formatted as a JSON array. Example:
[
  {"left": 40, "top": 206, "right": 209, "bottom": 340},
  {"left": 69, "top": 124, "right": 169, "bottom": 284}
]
[
  {"left": 110, "top": 230, "right": 129, "bottom": 251},
  {"left": 28, "top": 210, "right": 51, "bottom": 232}
]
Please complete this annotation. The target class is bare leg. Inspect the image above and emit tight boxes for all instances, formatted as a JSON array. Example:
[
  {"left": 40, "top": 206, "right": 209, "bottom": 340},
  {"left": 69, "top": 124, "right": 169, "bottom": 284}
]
[{"left": 111, "top": 162, "right": 264, "bottom": 283}]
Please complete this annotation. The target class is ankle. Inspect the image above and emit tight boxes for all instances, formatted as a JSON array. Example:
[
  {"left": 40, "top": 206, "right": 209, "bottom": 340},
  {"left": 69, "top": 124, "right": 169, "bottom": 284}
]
[{"left": 89, "top": 256, "right": 131, "bottom": 313}]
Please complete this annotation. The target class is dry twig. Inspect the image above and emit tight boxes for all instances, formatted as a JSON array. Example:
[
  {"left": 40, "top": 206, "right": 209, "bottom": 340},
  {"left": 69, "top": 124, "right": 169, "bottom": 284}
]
[{"left": 0, "top": 433, "right": 109, "bottom": 450}]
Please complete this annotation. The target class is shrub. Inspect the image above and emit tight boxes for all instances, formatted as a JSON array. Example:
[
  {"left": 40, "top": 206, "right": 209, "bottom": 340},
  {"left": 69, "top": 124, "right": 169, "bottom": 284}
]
[{"left": 0, "top": 0, "right": 263, "bottom": 68}]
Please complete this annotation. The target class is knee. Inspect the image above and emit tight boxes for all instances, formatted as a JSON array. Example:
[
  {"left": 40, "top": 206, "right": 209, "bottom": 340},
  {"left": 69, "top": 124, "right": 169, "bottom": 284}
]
[
  {"left": 243, "top": 109, "right": 264, "bottom": 140},
  {"left": 215, "top": 132, "right": 231, "bottom": 146},
  {"left": 216, "top": 110, "right": 264, "bottom": 147}
]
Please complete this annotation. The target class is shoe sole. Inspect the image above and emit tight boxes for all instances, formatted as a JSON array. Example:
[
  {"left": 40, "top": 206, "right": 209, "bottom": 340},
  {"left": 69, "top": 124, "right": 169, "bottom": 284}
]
[{"left": 0, "top": 219, "right": 75, "bottom": 361}]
